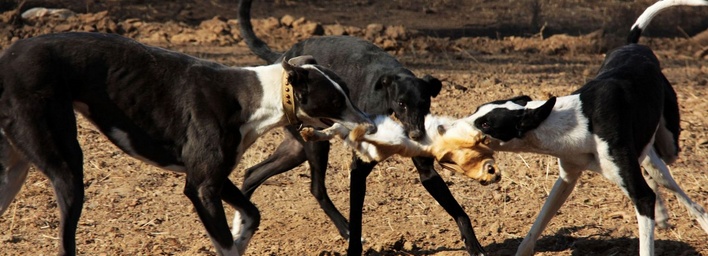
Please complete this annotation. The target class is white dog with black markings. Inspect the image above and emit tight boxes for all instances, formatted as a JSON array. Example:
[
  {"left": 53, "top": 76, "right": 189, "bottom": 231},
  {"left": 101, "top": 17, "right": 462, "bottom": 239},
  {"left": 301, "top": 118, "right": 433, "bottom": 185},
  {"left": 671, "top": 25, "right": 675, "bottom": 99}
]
[{"left": 464, "top": 1, "right": 708, "bottom": 255}]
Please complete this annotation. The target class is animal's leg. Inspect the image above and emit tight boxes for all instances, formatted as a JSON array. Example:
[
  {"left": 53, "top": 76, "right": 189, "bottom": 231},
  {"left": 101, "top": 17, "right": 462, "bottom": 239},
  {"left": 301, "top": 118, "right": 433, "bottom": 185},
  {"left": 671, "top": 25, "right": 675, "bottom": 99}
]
[
  {"left": 643, "top": 148, "right": 708, "bottom": 233},
  {"left": 184, "top": 168, "right": 251, "bottom": 256},
  {"left": 221, "top": 180, "right": 259, "bottom": 254},
  {"left": 0, "top": 135, "right": 30, "bottom": 215},
  {"left": 355, "top": 128, "right": 428, "bottom": 158},
  {"left": 643, "top": 167, "right": 671, "bottom": 229},
  {"left": 300, "top": 123, "right": 347, "bottom": 142},
  {"left": 241, "top": 128, "right": 306, "bottom": 199},
  {"left": 2, "top": 99, "right": 85, "bottom": 256},
  {"left": 412, "top": 156, "right": 485, "bottom": 256},
  {"left": 347, "top": 157, "right": 377, "bottom": 255},
  {"left": 303, "top": 138, "right": 351, "bottom": 240},
  {"left": 517, "top": 159, "right": 582, "bottom": 256},
  {"left": 600, "top": 154, "right": 656, "bottom": 256}
]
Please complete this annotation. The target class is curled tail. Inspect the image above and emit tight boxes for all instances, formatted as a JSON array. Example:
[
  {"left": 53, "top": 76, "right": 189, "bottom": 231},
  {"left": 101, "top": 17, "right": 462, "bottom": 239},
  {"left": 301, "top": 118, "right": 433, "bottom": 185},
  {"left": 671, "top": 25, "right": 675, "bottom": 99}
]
[
  {"left": 627, "top": 0, "right": 708, "bottom": 44},
  {"left": 238, "top": 0, "right": 282, "bottom": 63}
]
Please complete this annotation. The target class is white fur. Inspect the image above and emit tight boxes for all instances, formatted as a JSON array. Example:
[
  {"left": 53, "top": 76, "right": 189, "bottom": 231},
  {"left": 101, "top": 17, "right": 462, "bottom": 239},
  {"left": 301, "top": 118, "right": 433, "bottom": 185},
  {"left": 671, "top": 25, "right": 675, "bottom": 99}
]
[
  {"left": 642, "top": 148, "right": 708, "bottom": 233},
  {"left": 466, "top": 96, "right": 708, "bottom": 256},
  {"left": 241, "top": 64, "right": 291, "bottom": 152},
  {"left": 308, "top": 114, "right": 461, "bottom": 162},
  {"left": 466, "top": 95, "right": 595, "bottom": 160},
  {"left": 631, "top": 0, "right": 708, "bottom": 31}
]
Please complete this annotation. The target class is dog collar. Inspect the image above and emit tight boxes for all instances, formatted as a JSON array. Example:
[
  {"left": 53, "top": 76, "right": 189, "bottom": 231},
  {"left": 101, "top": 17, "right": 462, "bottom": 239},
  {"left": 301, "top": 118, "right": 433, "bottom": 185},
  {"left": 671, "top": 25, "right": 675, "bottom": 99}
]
[{"left": 281, "top": 71, "right": 301, "bottom": 126}]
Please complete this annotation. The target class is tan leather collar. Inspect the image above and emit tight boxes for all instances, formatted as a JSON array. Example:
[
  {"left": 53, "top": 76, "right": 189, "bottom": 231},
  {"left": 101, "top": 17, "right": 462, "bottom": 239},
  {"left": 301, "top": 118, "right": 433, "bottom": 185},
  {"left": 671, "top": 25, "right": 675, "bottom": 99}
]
[{"left": 281, "top": 71, "right": 300, "bottom": 126}]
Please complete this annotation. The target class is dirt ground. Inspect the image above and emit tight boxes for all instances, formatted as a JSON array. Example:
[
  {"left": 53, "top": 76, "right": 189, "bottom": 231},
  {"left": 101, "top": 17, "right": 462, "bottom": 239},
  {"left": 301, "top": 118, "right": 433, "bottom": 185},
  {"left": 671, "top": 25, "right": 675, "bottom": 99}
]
[{"left": 0, "top": 0, "right": 707, "bottom": 255}]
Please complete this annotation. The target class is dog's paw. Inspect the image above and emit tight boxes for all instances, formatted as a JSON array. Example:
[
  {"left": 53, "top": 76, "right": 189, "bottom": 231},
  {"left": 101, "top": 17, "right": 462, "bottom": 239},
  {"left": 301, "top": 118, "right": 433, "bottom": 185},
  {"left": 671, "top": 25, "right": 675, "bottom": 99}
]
[{"left": 300, "top": 127, "right": 317, "bottom": 142}]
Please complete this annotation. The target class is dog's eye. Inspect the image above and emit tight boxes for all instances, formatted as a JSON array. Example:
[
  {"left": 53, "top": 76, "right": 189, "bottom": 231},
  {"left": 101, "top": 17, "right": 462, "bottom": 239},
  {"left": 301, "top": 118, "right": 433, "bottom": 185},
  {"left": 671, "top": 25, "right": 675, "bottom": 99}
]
[
  {"left": 481, "top": 122, "right": 491, "bottom": 129},
  {"left": 397, "top": 101, "right": 407, "bottom": 110}
]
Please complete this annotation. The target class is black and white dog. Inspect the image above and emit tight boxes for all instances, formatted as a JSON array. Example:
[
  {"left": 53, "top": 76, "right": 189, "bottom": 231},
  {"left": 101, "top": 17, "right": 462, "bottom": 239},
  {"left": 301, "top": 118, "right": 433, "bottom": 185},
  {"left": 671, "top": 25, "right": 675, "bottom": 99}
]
[
  {"left": 0, "top": 32, "right": 375, "bottom": 255},
  {"left": 464, "top": 1, "right": 708, "bottom": 255},
  {"left": 237, "top": 0, "right": 489, "bottom": 255}
]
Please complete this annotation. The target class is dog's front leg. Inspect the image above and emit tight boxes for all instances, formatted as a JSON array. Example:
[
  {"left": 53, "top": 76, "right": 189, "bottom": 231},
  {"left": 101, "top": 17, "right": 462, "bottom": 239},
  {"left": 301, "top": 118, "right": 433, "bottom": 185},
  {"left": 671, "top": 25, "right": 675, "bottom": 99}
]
[
  {"left": 347, "top": 157, "right": 378, "bottom": 255},
  {"left": 300, "top": 123, "right": 348, "bottom": 142},
  {"left": 517, "top": 159, "right": 582, "bottom": 256},
  {"left": 412, "top": 156, "right": 486, "bottom": 256},
  {"left": 221, "top": 180, "right": 260, "bottom": 251},
  {"left": 184, "top": 165, "right": 256, "bottom": 256}
]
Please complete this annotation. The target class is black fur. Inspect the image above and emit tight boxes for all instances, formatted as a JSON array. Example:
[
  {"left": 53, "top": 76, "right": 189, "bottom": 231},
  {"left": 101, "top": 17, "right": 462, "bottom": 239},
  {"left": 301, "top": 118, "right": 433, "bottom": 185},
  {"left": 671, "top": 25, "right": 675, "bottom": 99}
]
[
  {"left": 466, "top": 5, "right": 690, "bottom": 253},
  {"left": 236, "top": 0, "right": 487, "bottom": 255},
  {"left": 0, "top": 32, "right": 371, "bottom": 255}
]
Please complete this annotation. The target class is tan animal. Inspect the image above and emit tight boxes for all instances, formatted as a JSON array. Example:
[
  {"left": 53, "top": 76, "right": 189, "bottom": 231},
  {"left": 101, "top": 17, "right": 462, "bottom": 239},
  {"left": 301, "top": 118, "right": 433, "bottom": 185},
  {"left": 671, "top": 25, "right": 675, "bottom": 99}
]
[{"left": 301, "top": 114, "right": 501, "bottom": 185}]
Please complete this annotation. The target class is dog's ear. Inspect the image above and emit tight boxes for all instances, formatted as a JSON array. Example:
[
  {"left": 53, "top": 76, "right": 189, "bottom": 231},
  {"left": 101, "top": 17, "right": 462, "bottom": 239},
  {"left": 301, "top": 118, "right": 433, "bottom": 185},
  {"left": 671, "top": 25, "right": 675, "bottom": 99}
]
[
  {"left": 282, "top": 58, "right": 311, "bottom": 104},
  {"left": 374, "top": 74, "right": 396, "bottom": 90},
  {"left": 287, "top": 55, "right": 318, "bottom": 66},
  {"left": 422, "top": 75, "right": 442, "bottom": 98},
  {"left": 282, "top": 57, "right": 310, "bottom": 86},
  {"left": 516, "top": 97, "right": 556, "bottom": 137},
  {"left": 508, "top": 95, "right": 533, "bottom": 106}
]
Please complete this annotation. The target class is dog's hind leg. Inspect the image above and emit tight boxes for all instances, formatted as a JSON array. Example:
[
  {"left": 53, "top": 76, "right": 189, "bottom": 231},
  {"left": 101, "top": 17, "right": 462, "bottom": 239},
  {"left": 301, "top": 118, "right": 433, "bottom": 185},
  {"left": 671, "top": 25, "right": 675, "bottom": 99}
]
[
  {"left": 517, "top": 159, "right": 582, "bottom": 256},
  {"left": 241, "top": 128, "right": 306, "bottom": 199},
  {"left": 643, "top": 168, "right": 671, "bottom": 229},
  {"left": 0, "top": 134, "right": 30, "bottom": 216},
  {"left": 303, "top": 137, "right": 352, "bottom": 240},
  {"left": 241, "top": 126, "right": 352, "bottom": 240},
  {"left": 412, "top": 156, "right": 486, "bottom": 256},
  {"left": 643, "top": 148, "right": 708, "bottom": 233},
  {"left": 599, "top": 151, "right": 656, "bottom": 256},
  {"left": 2, "top": 100, "right": 85, "bottom": 256}
]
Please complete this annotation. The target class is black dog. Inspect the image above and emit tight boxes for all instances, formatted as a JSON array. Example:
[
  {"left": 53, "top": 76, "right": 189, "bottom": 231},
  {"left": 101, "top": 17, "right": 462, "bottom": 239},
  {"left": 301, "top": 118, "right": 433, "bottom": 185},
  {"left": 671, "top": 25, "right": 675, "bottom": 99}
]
[
  {"left": 236, "top": 0, "right": 489, "bottom": 255},
  {"left": 464, "top": 1, "right": 708, "bottom": 255},
  {"left": 0, "top": 32, "right": 375, "bottom": 255}
]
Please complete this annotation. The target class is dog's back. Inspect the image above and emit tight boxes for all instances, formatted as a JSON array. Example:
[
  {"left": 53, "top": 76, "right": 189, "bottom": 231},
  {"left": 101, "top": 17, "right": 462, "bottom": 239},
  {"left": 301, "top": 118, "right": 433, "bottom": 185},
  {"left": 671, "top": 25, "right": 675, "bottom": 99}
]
[{"left": 574, "top": 4, "right": 685, "bottom": 164}]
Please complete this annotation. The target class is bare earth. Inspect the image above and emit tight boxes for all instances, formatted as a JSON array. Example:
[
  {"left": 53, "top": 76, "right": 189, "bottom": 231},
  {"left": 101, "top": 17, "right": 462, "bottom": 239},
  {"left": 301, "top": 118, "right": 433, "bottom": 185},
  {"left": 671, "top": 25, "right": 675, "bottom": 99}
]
[{"left": 0, "top": 0, "right": 707, "bottom": 255}]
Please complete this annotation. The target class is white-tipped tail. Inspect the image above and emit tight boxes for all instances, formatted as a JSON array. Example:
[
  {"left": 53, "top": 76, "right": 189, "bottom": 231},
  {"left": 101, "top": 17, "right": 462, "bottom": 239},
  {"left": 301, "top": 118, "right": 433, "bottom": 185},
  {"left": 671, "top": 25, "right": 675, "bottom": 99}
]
[{"left": 631, "top": 0, "right": 708, "bottom": 31}]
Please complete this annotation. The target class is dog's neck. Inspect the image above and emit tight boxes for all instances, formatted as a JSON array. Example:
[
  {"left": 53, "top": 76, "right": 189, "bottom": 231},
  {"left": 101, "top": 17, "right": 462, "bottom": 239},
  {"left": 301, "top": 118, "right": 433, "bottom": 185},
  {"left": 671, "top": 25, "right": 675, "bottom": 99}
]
[
  {"left": 281, "top": 70, "right": 300, "bottom": 126},
  {"left": 239, "top": 64, "right": 297, "bottom": 150},
  {"left": 491, "top": 95, "right": 592, "bottom": 157}
]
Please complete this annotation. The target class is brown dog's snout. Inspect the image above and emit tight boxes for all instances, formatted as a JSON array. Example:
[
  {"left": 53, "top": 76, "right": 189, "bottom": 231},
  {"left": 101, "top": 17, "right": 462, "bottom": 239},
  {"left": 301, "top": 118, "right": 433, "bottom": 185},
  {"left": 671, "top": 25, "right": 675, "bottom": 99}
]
[{"left": 479, "top": 161, "right": 501, "bottom": 185}]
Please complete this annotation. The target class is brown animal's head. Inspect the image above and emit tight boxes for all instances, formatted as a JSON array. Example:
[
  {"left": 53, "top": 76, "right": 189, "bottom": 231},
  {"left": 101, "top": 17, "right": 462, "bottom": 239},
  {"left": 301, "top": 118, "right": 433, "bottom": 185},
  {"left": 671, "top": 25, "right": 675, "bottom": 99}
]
[{"left": 432, "top": 122, "right": 500, "bottom": 186}]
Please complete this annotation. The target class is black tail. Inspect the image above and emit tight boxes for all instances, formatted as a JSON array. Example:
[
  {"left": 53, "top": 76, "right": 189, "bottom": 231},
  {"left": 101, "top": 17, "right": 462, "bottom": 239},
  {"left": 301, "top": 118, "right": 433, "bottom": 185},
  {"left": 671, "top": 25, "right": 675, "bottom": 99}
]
[
  {"left": 238, "top": 0, "right": 283, "bottom": 63},
  {"left": 627, "top": 0, "right": 708, "bottom": 44}
]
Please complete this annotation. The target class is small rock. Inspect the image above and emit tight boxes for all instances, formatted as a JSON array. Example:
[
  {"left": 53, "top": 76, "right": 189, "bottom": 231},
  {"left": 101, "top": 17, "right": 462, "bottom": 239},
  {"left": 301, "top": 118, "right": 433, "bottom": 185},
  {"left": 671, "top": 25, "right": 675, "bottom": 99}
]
[
  {"left": 299, "top": 22, "right": 324, "bottom": 36},
  {"left": 403, "top": 241, "right": 414, "bottom": 251},
  {"left": 325, "top": 24, "right": 346, "bottom": 36},
  {"left": 280, "top": 15, "right": 295, "bottom": 27},
  {"left": 21, "top": 7, "right": 75, "bottom": 20}
]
